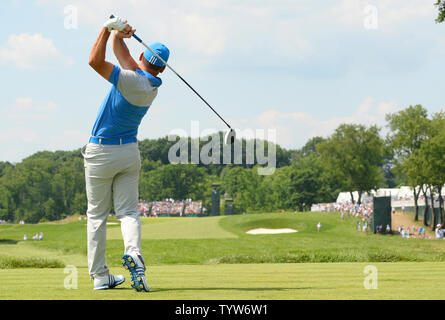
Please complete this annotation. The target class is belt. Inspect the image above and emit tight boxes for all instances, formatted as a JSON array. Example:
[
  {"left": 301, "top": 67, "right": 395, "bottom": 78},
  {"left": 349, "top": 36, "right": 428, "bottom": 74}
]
[{"left": 89, "top": 136, "right": 137, "bottom": 145}]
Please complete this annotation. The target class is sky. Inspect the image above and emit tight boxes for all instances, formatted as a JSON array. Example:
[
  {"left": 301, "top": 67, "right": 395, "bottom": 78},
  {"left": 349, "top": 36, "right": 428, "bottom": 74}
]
[{"left": 0, "top": 0, "right": 444, "bottom": 163}]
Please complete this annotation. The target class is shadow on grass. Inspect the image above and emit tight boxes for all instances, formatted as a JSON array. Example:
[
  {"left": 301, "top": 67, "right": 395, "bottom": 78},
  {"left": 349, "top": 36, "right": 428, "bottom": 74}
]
[
  {"left": 91, "top": 286, "right": 318, "bottom": 293},
  {"left": 0, "top": 239, "right": 18, "bottom": 245},
  {"left": 151, "top": 287, "right": 316, "bottom": 293}
]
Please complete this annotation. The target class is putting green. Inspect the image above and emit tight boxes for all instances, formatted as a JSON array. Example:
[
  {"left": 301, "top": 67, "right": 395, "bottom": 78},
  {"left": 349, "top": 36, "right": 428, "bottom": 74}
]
[
  {"left": 107, "top": 216, "right": 238, "bottom": 240},
  {"left": 1, "top": 262, "right": 444, "bottom": 300}
]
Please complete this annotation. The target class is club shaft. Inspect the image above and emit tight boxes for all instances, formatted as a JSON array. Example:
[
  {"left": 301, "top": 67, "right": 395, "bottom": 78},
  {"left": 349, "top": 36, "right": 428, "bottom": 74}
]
[
  {"left": 133, "top": 35, "right": 231, "bottom": 129},
  {"left": 109, "top": 15, "right": 231, "bottom": 129}
]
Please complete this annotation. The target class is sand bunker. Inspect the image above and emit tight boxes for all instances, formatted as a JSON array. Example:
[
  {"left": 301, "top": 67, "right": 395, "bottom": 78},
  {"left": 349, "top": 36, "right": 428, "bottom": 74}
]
[{"left": 246, "top": 228, "right": 297, "bottom": 235}]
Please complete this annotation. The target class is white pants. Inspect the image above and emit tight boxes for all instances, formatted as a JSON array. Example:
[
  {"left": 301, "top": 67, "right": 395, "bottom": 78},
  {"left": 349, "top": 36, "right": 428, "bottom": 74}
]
[{"left": 82, "top": 142, "right": 142, "bottom": 278}]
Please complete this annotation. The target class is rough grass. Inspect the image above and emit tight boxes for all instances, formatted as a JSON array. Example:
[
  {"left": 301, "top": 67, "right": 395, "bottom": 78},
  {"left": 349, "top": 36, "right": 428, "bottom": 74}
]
[
  {"left": 2, "top": 211, "right": 445, "bottom": 267},
  {"left": 212, "top": 249, "right": 429, "bottom": 264},
  {"left": 0, "top": 255, "right": 64, "bottom": 269}
]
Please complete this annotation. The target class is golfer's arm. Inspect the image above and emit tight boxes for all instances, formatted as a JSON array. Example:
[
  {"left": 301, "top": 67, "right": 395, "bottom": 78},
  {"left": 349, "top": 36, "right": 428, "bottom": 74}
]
[
  {"left": 88, "top": 27, "right": 114, "bottom": 81},
  {"left": 112, "top": 33, "right": 138, "bottom": 71}
]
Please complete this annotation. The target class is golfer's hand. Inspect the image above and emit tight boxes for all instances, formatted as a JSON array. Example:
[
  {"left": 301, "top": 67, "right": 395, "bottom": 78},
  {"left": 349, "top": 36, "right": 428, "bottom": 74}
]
[
  {"left": 115, "top": 21, "right": 136, "bottom": 39},
  {"left": 104, "top": 16, "right": 128, "bottom": 32}
]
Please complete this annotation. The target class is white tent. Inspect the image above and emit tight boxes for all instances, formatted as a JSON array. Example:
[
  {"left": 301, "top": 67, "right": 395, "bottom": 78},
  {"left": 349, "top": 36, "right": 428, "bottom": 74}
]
[{"left": 335, "top": 186, "right": 429, "bottom": 203}]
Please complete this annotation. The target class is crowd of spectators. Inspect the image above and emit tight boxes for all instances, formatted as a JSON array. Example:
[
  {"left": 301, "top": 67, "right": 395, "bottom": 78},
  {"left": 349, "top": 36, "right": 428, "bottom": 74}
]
[
  {"left": 137, "top": 201, "right": 152, "bottom": 217},
  {"left": 151, "top": 200, "right": 184, "bottom": 216},
  {"left": 375, "top": 224, "right": 391, "bottom": 234},
  {"left": 312, "top": 201, "right": 374, "bottom": 234},
  {"left": 311, "top": 202, "right": 373, "bottom": 216},
  {"left": 397, "top": 225, "right": 429, "bottom": 239},
  {"left": 0, "top": 220, "right": 7, "bottom": 224},
  {"left": 337, "top": 202, "right": 373, "bottom": 219},
  {"left": 184, "top": 201, "right": 203, "bottom": 215},
  {"left": 23, "top": 232, "right": 44, "bottom": 241},
  {"left": 311, "top": 203, "right": 336, "bottom": 212},
  {"left": 137, "top": 198, "right": 204, "bottom": 217}
]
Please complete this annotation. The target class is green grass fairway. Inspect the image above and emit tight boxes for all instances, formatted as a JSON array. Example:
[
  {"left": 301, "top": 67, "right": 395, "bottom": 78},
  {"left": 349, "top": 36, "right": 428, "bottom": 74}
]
[
  {"left": 1, "top": 262, "right": 444, "bottom": 299},
  {"left": 108, "top": 216, "right": 237, "bottom": 240},
  {"left": 2, "top": 212, "right": 445, "bottom": 266},
  {"left": 3, "top": 212, "right": 445, "bottom": 266},
  {"left": 2, "top": 211, "right": 445, "bottom": 299}
]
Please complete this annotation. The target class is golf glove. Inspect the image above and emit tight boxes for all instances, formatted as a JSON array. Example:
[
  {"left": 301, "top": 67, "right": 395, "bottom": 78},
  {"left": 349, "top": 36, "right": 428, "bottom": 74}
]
[{"left": 104, "top": 16, "right": 127, "bottom": 32}]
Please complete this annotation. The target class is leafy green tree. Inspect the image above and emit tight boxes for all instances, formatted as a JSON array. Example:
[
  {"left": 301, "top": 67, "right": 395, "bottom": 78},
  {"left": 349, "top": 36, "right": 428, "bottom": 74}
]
[
  {"left": 418, "top": 112, "right": 445, "bottom": 225},
  {"left": 72, "top": 192, "right": 87, "bottom": 215},
  {"left": 1, "top": 113, "right": 442, "bottom": 223},
  {"left": 262, "top": 166, "right": 293, "bottom": 211},
  {"left": 0, "top": 150, "right": 86, "bottom": 223},
  {"left": 139, "top": 164, "right": 208, "bottom": 201},
  {"left": 404, "top": 151, "right": 430, "bottom": 226},
  {"left": 219, "top": 166, "right": 268, "bottom": 213},
  {"left": 318, "top": 124, "right": 385, "bottom": 204},
  {"left": 435, "top": 1, "right": 445, "bottom": 23},
  {"left": 291, "top": 136, "right": 325, "bottom": 162},
  {"left": 0, "top": 185, "right": 13, "bottom": 221},
  {"left": 220, "top": 166, "right": 250, "bottom": 212},
  {"left": 386, "top": 105, "right": 430, "bottom": 220},
  {"left": 403, "top": 152, "right": 427, "bottom": 223},
  {"left": 141, "top": 159, "right": 162, "bottom": 172},
  {"left": 138, "top": 137, "right": 176, "bottom": 165},
  {"left": 287, "top": 154, "right": 327, "bottom": 210},
  {"left": 0, "top": 162, "right": 13, "bottom": 179},
  {"left": 42, "top": 198, "right": 57, "bottom": 221},
  {"left": 386, "top": 105, "right": 430, "bottom": 160}
]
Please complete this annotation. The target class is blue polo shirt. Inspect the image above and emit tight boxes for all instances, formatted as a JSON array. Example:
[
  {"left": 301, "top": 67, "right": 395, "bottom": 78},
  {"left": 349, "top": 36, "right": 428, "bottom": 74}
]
[{"left": 91, "top": 65, "right": 161, "bottom": 139}]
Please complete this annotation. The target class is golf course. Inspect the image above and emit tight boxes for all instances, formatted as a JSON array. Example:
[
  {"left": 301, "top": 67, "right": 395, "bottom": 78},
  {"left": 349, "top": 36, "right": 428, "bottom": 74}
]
[{"left": 1, "top": 211, "right": 445, "bottom": 300}]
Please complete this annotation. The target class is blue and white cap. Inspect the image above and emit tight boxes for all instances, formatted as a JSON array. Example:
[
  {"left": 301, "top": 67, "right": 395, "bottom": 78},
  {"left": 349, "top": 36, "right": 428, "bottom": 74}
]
[{"left": 143, "top": 42, "right": 170, "bottom": 67}]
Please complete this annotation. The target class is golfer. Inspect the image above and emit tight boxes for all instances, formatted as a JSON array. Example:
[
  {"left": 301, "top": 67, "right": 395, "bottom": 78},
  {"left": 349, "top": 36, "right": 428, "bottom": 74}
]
[{"left": 82, "top": 16, "right": 170, "bottom": 291}]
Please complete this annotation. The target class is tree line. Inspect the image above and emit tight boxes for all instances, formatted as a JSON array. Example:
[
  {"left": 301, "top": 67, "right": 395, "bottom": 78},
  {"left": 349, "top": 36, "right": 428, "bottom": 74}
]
[{"left": 0, "top": 105, "right": 443, "bottom": 227}]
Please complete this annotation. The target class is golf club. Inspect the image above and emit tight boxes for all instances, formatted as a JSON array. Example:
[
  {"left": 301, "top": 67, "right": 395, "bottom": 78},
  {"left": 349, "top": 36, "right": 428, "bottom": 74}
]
[{"left": 110, "top": 15, "right": 236, "bottom": 145}]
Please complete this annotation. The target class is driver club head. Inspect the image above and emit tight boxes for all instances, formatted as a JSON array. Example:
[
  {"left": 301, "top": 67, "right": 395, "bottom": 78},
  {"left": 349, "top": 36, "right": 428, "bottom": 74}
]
[{"left": 225, "top": 128, "right": 236, "bottom": 145}]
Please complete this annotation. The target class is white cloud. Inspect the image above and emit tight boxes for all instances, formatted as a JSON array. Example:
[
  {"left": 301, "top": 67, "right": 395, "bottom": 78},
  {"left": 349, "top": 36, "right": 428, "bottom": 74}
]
[
  {"left": 0, "top": 97, "right": 58, "bottom": 160},
  {"left": 377, "top": 101, "right": 397, "bottom": 116},
  {"left": 242, "top": 96, "right": 400, "bottom": 149},
  {"left": 272, "top": 20, "right": 311, "bottom": 59},
  {"left": 34, "top": 0, "right": 436, "bottom": 77},
  {"left": 0, "top": 126, "right": 39, "bottom": 144},
  {"left": 48, "top": 130, "right": 89, "bottom": 151},
  {"left": 0, "top": 97, "right": 85, "bottom": 162},
  {"left": 37, "top": 0, "right": 312, "bottom": 62},
  {"left": 4, "top": 97, "right": 58, "bottom": 122},
  {"left": 356, "top": 96, "right": 374, "bottom": 115},
  {"left": 377, "top": 0, "right": 435, "bottom": 28},
  {"left": 331, "top": 0, "right": 435, "bottom": 31},
  {"left": 0, "top": 126, "right": 41, "bottom": 163},
  {"left": 0, "top": 33, "right": 73, "bottom": 70}
]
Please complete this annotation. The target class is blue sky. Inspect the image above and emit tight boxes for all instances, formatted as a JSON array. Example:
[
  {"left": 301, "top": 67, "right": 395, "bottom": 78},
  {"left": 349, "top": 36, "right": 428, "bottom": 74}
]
[{"left": 0, "top": 0, "right": 444, "bottom": 162}]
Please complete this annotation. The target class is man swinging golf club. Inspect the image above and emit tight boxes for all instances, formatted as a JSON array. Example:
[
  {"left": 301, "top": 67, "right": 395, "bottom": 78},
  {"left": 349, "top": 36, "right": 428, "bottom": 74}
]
[{"left": 82, "top": 15, "right": 170, "bottom": 291}]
